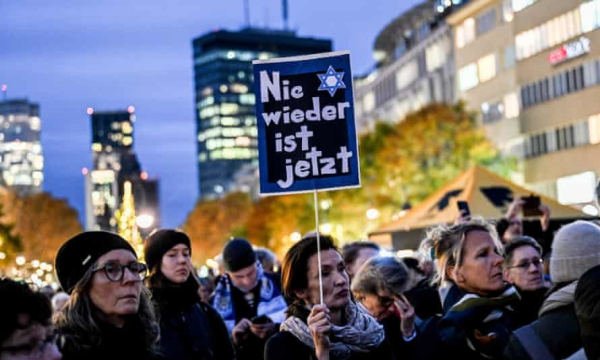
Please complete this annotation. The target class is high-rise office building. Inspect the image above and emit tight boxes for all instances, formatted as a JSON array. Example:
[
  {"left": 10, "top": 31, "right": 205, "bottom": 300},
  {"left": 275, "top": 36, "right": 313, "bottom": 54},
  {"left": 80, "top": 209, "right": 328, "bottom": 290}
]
[
  {"left": 0, "top": 99, "right": 43, "bottom": 195},
  {"left": 192, "top": 28, "right": 332, "bottom": 199},
  {"left": 85, "top": 107, "right": 160, "bottom": 237}
]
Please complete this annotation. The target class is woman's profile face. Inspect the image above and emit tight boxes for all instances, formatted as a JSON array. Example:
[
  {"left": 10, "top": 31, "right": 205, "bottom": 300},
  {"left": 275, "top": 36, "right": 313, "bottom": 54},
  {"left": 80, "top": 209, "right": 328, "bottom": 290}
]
[
  {"left": 301, "top": 249, "right": 350, "bottom": 310},
  {"left": 454, "top": 230, "right": 505, "bottom": 296},
  {"left": 88, "top": 249, "right": 142, "bottom": 321}
]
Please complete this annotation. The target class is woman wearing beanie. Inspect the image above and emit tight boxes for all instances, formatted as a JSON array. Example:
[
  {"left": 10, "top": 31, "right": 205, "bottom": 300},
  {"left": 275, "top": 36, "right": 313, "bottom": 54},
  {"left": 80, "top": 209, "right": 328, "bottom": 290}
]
[
  {"left": 418, "top": 219, "right": 520, "bottom": 359},
  {"left": 505, "top": 220, "right": 600, "bottom": 360},
  {"left": 144, "top": 229, "right": 234, "bottom": 360},
  {"left": 53, "top": 231, "right": 160, "bottom": 359},
  {"left": 265, "top": 234, "right": 391, "bottom": 360}
]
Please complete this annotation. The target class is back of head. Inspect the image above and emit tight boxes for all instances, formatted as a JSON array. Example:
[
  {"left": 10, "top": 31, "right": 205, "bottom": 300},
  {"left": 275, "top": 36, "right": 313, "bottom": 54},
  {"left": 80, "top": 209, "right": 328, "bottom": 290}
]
[
  {"left": 281, "top": 234, "right": 337, "bottom": 302},
  {"left": 341, "top": 241, "right": 380, "bottom": 267},
  {"left": 0, "top": 279, "right": 52, "bottom": 346},
  {"left": 351, "top": 256, "right": 412, "bottom": 297},
  {"left": 575, "top": 265, "right": 600, "bottom": 360},
  {"left": 551, "top": 221, "right": 600, "bottom": 283}
]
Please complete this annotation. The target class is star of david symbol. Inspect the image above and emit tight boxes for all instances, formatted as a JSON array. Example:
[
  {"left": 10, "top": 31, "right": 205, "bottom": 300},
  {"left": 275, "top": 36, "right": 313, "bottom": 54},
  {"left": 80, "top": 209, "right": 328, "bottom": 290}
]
[{"left": 317, "top": 65, "right": 346, "bottom": 96}]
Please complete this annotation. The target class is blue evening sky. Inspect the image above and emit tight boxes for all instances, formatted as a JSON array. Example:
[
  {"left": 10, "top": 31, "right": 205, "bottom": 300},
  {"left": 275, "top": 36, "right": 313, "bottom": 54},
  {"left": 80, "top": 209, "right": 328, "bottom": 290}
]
[{"left": 0, "top": 0, "right": 420, "bottom": 228}]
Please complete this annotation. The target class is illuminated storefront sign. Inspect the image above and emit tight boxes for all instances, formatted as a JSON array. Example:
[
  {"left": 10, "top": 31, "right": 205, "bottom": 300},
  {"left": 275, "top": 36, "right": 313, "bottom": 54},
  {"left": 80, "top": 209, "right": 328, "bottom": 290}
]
[{"left": 549, "top": 37, "right": 591, "bottom": 65}]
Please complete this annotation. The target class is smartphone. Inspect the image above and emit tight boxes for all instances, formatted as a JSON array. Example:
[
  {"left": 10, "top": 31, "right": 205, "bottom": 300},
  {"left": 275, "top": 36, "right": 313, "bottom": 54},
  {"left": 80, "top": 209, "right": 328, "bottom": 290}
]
[
  {"left": 522, "top": 195, "right": 542, "bottom": 217},
  {"left": 251, "top": 315, "right": 272, "bottom": 324},
  {"left": 457, "top": 201, "right": 471, "bottom": 217}
]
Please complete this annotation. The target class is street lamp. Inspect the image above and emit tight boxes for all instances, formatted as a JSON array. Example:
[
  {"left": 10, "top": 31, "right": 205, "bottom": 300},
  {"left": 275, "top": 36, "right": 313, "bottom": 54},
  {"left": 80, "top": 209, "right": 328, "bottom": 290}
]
[
  {"left": 15, "top": 256, "right": 26, "bottom": 266},
  {"left": 290, "top": 232, "right": 302, "bottom": 242},
  {"left": 136, "top": 214, "right": 154, "bottom": 229},
  {"left": 366, "top": 208, "right": 380, "bottom": 220}
]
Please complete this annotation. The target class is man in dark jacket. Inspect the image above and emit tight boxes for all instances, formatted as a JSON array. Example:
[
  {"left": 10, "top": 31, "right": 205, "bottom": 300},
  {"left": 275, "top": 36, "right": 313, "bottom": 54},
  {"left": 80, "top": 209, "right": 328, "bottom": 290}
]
[
  {"left": 504, "top": 221, "right": 600, "bottom": 359},
  {"left": 212, "top": 238, "right": 287, "bottom": 360}
]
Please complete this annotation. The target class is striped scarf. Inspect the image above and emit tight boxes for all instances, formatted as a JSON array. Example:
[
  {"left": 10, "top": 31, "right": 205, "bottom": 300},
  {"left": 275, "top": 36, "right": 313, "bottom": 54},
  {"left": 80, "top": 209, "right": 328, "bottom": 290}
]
[
  {"left": 280, "top": 301, "right": 385, "bottom": 360},
  {"left": 212, "top": 262, "right": 287, "bottom": 333},
  {"left": 438, "top": 285, "right": 520, "bottom": 358}
]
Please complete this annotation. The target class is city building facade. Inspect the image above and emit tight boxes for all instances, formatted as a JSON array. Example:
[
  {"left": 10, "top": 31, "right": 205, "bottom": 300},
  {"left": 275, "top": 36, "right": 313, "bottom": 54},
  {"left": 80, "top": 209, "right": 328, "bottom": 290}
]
[
  {"left": 354, "top": 0, "right": 462, "bottom": 133},
  {"left": 192, "top": 28, "right": 331, "bottom": 199},
  {"left": 449, "top": 0, "right": 600, "bottom": 210},
  {"left": 0, "top": 99, "right": 43, "bottom": 195},
  {"left": 84, "top": 107, "right": 160, "bottom": 237}
]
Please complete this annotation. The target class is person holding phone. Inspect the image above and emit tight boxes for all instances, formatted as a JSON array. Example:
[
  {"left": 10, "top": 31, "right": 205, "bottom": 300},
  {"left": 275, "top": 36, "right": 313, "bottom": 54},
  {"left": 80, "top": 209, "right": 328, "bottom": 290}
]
[
  {"left": 144, "top": 229, "right": 234, "bottom": 360},
  {"left": 496, "top": 196, "right": 552, "bottom": 245},
  {"left": 351, "top": 256, "right": 420, "bottom": 359}
]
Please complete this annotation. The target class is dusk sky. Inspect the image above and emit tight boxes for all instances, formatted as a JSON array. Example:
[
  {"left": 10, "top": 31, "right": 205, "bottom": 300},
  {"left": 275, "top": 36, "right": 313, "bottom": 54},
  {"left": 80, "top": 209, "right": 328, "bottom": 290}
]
[{"left": 1, "top": 0, "right": 421, "bottom": 228}]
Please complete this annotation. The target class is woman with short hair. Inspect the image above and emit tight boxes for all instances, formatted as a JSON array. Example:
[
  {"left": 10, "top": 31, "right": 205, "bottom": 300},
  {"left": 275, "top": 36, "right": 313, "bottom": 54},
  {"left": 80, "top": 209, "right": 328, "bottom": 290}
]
[
  {"left": 144, "top": 229, "right": 234, "bottom": 360},
  {"left": 419, "top": 219, "right": 520, "bottom": 359},
  {"left": 351, "top": 256, "right": 418, "bottom": 359},
  {"left": 265, "top": 234, "right": 390, "bottom": 360},
  {"left": 54, "top": 231, "right": 160, "bottom": 359}
]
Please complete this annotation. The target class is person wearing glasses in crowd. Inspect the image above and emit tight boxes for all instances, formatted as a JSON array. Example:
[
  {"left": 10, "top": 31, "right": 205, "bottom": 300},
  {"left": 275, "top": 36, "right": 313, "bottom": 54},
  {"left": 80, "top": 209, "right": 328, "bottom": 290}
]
[
  {"left": 53, "top": 231, "right": 160, "bottom": 360},
  {"left": 144, "top": 229, "right": 234, "bottom": 360},
  {"left": 351, "top": 256, "right": 419, "bottom": 359},
  {"left": 0, "top": 278, "right": 62, "bottom": 360},
  {"left": 505, "top": 221, "right": 600, "bottom": 359},
  {"left": 502, "top": 236, "right": 549, "bottom": 328}
]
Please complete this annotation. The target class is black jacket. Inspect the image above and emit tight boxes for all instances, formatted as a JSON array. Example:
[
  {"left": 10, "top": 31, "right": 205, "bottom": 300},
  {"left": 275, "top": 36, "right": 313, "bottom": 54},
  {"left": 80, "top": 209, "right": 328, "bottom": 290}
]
[
  {"left": 512, "top": 287, "right": 547, "bottom": 329},
  {"left": 59, "top": 316, "right": 161, "bottom": 360},
  {"left": 403, "top": 277, "right": 443, "bottom": 320},
  {"left": 150, "top": 277, "right": 235, "bottom": 360},
  {"left": 504, "top": 304, "right": 581, "bottom": 359}
]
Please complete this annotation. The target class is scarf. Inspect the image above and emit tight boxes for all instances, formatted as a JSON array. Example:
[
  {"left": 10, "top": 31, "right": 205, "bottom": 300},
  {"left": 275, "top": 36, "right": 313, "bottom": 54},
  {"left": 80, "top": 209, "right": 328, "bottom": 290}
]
[
  {"left": 280, "top": 301, "right": 385, "bottom": 360},
  {"left": 212, "top": 262, "right": 287, "bottom": 333},
  {"left": 438, "top": 285, "right": 520, "bottom": 359},
  {"left": 539, "top": 281, "right": 577, "bottom": 317}
]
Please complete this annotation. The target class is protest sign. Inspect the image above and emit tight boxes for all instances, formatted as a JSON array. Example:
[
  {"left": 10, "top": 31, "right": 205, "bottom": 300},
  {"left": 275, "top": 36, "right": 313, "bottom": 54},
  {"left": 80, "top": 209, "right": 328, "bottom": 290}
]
[{"left": 253, "top": 51, "right": 360, "bottom": 195}]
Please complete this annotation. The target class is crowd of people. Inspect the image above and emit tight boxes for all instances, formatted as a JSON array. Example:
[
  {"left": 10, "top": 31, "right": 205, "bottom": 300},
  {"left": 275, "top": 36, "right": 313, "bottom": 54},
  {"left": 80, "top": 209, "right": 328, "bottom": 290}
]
[{"left": 2, "top": 199, "right": 600, "bottom": 359}]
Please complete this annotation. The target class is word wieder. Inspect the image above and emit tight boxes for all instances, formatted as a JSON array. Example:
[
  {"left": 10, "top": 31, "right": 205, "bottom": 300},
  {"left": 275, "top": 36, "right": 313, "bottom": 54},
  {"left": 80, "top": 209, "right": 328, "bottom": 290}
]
[{"left": 259, "top": 70, "right": 354, "bottom": 189}]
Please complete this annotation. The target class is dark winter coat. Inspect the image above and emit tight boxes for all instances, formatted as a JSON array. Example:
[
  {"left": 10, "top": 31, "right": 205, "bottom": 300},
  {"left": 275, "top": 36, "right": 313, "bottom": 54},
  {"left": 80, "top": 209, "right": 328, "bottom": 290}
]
[
  {"left": 150, "top": 276, "right": 235, "bottom": 360},
  {"left": 504, "top": 283, "right": 581, "bottom": 360},
  {"left": 59, "top": 316, "right": 161, "bottom": 360},
  {"left": 512, "top": 287, "right": 547, "bottom": 329},
  {"left": 403, "top": 277, "right": 443, "bottom": 320}
]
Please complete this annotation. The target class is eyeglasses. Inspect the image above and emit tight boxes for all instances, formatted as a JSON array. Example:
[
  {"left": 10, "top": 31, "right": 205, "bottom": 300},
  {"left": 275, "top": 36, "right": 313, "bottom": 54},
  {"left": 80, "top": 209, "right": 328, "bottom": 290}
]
[
  {"left": 507, "top": 258, "right": 543, "bottom": 271},
  {"left": 92, "top": 261, "right": 148, "bottom": 282},
  {"left": 0, "top": 331, "right": 59, "bottom": 358}
]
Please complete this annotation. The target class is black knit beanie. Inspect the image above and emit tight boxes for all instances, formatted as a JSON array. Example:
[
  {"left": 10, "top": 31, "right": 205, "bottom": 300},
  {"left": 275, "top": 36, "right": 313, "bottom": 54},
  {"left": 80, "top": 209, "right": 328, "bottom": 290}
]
[
  {"left": 55, "top": 231, "right": 136, "bottom": 294},
  {"left": 144, "top": 229, "right": 191, "bottom": 272},
  {"left": 223, "top": 238, "right": 256, "bottom": 272}
]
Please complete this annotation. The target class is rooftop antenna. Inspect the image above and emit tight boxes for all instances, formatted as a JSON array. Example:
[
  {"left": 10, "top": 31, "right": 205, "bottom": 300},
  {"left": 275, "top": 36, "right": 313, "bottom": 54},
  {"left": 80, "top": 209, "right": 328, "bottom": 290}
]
[
  {"left": 243, "top": 0, "right": 250, "bottom": 27},
  {"left": 282, "top": 0, "right": 289, "bottom": 30},
  {"left": 1, "top": 84, "right": 7, "bottom": 101}
]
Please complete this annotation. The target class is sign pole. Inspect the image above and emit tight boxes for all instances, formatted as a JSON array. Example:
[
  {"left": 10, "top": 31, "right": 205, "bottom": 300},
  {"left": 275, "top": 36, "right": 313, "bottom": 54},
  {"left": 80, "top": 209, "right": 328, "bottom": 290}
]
[{"left": 313, "top": 189, "right": 324, "bottom": 305}]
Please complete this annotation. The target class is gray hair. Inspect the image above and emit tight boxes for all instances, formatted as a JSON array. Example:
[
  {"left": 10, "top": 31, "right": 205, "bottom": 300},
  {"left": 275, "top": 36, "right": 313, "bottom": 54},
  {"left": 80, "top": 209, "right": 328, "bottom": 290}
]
[
  {"left": 351, "top": 256, "right": 412, "bottom": 297},
  {"left": 503, "top": 236, "right": 542, "bottom": 267},
  {"left": 420, "top": 218, "right": 503, "bottom": 287}
]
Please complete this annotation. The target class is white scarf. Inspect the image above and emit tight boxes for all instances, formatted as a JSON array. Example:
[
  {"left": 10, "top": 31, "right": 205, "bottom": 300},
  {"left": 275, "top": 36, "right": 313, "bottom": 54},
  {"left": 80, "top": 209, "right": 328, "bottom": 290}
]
[{"left": 280, "top": 301, "right": 385, "bottom": 360}]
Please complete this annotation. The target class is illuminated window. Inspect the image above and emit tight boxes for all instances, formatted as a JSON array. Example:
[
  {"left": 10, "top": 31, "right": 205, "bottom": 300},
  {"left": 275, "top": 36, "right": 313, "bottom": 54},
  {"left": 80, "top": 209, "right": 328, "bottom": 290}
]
[
  {"left": 221, "top": 117, "right": 240, "bottom": 126},
  {"left": 504, "top": 92, "right": 520, "bottom": 119},
  {"left": 458, "top": 63, "right": 479, "bottom": 91},
  {"left": 396, "top": 60, "right": 418, "bottom": 89},
  {"left": 589, "top": 114, "right": 600, "bottom": 144},
  {"left": 122, "top": 136, "right": 133, "bottom": 146},
  {"left": 239, "top": 94, "right": 255, "bottom": 105},
  {"left": 230, "top": 83, "right": 248, "bottom": 93},
  {"left": 200, "top": 105, "right": 218, "bottom": 118},
  {"left": 456, "top": 18, "right": 475, "bottom": 48},
  {"left": 478, "top": 54, "right": 497, "bottom": 83},
  {"left": 220, "top": 103, "right": 239, "bottom": 115},
  {"left": 426, "top": 39, "right": 449, "bottom": 72},
  {"left": 122, "top": 122, "right": 133, "bottom": 134},
  {"left": 199, "top": 153, "right": 208, "bottom": 162},
  {"left": 236, "top": 136, "right": 251, "bottom": 146},
  {"left": 199, "top": 96, "right": 214, "bottom": 108},
  {"left": 92, "top": 143, "right": 102, "bottom": 152}
]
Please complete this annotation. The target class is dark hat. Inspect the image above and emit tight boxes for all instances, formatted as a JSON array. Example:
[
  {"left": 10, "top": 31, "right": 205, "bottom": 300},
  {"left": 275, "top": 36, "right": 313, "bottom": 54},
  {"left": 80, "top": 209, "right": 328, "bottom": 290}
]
[
  {"left": 144, "top": 229, "right": 191, "bottom": 271},
  {"left": 222, "top": 238, "right": 256, "bottom": 272},
  {"left": 55, "top": 231, "right": 136, "bottom": 294}
]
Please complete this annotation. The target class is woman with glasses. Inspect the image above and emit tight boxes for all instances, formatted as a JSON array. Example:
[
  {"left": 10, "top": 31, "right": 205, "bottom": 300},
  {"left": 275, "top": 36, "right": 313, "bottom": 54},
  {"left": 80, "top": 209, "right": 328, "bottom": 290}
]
[
  {"left": 351, "top": 256, "right": 419, "bottom": 359},
  {"left": 502, "top": 236, "right": 548, "bottom": 328},
  {"left": 144, "top": 229, "right": 234, "bottom": 360},
  {"left": 419, "top": 219, "right": 520, "bottom": 359},
  {"left": 265, "top": 234, "right": 390, "bottom": 360},
  {"left": 54, "top": 231, "right": 160, "bottom": 360}
]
